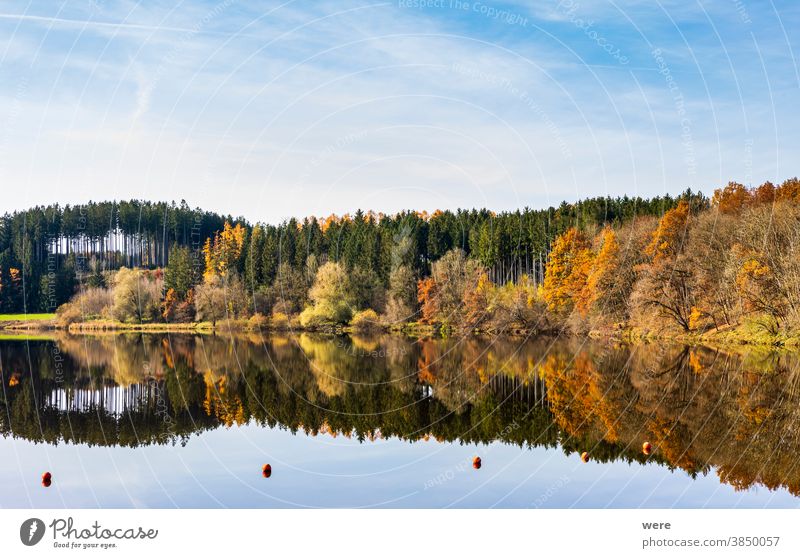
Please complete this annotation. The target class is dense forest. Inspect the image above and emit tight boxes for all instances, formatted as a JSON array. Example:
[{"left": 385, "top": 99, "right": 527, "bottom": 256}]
[
  {"left": 4, "top": 178, "right": 800, "bottom": 342},
  {"left": 0, "top": 191, "right": 701, "bottom": 315}
]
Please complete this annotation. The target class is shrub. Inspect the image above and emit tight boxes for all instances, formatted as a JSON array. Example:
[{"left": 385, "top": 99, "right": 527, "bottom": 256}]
[
  {"left": 299, "top": 306, "right": 329, "bottom": 329},
  {"left": 270, "top": 311, "right": 290, "bottom": 330},
  {"left": 75, "top": 287, "right": 113, "bottom": 319},
  {"left": 247, "top": 312, "right": 268, "bottom": 330},
  {"left": 350, "top": 309, "right": 381, "bottom": 332},
  {"left": 55, "top": 303, "right": 84, "bottom": 327}
]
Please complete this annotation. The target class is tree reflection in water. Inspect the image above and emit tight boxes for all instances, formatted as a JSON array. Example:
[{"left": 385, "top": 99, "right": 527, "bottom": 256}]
[{"left": 2, "top": 333, "right": 800, "bottom": 496}]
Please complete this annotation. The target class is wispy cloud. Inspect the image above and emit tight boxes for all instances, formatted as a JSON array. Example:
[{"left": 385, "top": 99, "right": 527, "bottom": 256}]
[
  {"left": 0, "top": 12, "right": 216, "bottom": 35},
  {"left": 0, "top": 0, "right": 798, "bottom": 221}
]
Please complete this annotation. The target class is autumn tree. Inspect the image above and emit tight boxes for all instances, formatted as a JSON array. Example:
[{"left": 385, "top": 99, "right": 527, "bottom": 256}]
[
  {"left": 417, "top": 277, "right": 438, "bottom": 324},
  {"left": 682, "top": 210, "right": 741, "bottom": 328},
  {"left": 632, "top": 202, "right": 696, "bottom": 331},
  {"left": 541, "top": 228, "right": 593, "bottom": 315},
  {"left": 579, "top": 226, "right": 628, "bottom": 321},
  {"left": 194, "top": 276, "right": 227, "bottom": 327},
  {"left": 486, "top": 274, "right": 545, "bottom": 332},
  {"left": 711, "top": 182, "right": 752, "bottom": 214},
  {"left": 194, "top": 273, "right": 249, "bottom": 327},
  {"left": 385, "top": 265, "right": 417, "bottom": 323},
  {"left": 644, "top": 200, "right": 690, "bottom": 264},
  {"left": 728, "top": 202, "right": 800, "bottom": 326},
  {"left": 300, "top": 262, "right": 356, "bottom": 326},
  {"left": 775, "top": 177, "right": 800, "bottom": 203},
  {"left": 112, "top": 267, "right": 163, "bottom": 323},
  {"left": 462, "top": 270, "right": 493, "bottom": 329},
  {"left": 203, "top": 222, "right": 247, "bottom": 280},
  {"left": 416, "top": 249, "right": 484, "bottom": 327},
  {"left": 753, "top": 181, "right": 776, "bottom": 204}
]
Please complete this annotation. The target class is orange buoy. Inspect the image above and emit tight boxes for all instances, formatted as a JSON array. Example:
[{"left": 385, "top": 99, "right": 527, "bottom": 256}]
[
  {"left": 472, "top": 456, "right": 482, "bottom": 469},
  {"left": 41, "top": 472, "right": 52, "bottom": 487},
  {"left": 262, "top": 464, "right": 272, "bottom": 478},
  {"left": 642, "top": 442, "right": 652, "bottom": 456},
  {"left": 581, "top": 452, "right": 589, "bottom": 463}
]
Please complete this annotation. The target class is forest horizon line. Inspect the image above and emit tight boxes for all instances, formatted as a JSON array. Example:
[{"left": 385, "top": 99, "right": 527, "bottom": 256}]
[
  {"left": 3, "top": 177, "right": 800, "bottom": 343},
  {"left": 3, "top": 187, "right": 715, "bottom": 228}
]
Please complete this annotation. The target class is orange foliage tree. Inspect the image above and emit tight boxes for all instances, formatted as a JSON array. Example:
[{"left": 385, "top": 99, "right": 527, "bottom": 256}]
[
  {"left": 645, "top": 200, "right": 690, "bottom": 264},
  {"left": 631, "top": 202, "right": 698, "bottom": 331},
  {"left": 580, "top": 226, "right": 620, "bottom": 317},
  {"left": 462, "top": 271, "right": 493, "bottom": 329},
  {"left": 541, "top": 228, "right": 593, "bottom": 314},
  {"left": 417, "top": 277, "right": 438, "bottom": 324},
  {"left": 775, "top": 177, "right": 800, "bottom": 202},
  {"left": 711, "top": 182, "right": 752, "bottom": 214}
]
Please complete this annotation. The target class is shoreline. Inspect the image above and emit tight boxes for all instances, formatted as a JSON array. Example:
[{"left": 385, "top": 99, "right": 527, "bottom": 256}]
[{"left": 1, "top": 316, "right": 799, "bottom": 349}]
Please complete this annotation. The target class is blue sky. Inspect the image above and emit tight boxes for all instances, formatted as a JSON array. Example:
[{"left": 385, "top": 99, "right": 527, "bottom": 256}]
[{"left": 0, "top": 0, "right": 798, "bottom": 223}]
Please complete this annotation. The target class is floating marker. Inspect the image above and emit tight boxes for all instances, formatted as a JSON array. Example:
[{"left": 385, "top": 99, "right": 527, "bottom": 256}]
[
  {"left": 262, "top": 464, "right": 272, "bottom": 478},
  {"left": 472, "top": 456, "right": 482, "bottom": 469},
  {"left": 41, "top": 472, "right": 52, "bottom": 487},
  {"left": 581, "top": 452, "right": 589, "bottom": 463},
  {"left": 642, "top": 442, "right": 653, "bottom": 456}
]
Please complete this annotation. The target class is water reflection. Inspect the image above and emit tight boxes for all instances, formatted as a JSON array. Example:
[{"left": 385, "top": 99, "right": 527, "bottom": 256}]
[{"left": 2, "top": 333, "right": 800, "bottom": 497}]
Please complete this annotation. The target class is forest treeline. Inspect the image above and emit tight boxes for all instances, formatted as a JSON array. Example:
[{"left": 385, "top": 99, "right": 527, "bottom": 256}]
[
  {"left": 4, "top": 178, "right": 800, "bottom": 341},
  {"left": 0, "top": 190, "right": 697, "bottom": 314}
]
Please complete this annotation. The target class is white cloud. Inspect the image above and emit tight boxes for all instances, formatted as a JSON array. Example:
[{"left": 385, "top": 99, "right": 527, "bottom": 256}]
[{"left": 0, "top": 0, "right": 798, "bottom": 221}]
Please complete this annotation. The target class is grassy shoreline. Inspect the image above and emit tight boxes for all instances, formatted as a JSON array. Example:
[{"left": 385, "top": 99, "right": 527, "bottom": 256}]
[{"left": 1, "top": 314, "right": 799, "bottom": 350}]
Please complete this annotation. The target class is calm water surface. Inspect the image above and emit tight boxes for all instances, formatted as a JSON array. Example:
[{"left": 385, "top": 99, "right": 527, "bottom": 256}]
[{"left": 1, "top": 333, "right": 799, "bottom": 508}]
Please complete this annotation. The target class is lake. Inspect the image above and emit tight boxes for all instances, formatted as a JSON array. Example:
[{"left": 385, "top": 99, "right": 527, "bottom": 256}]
[{"left": 1, "top": 332, "right": 799, "bottom": 508}]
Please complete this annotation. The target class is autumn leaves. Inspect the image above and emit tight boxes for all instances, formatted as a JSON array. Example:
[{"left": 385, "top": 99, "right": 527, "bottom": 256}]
[{"left": 536, "top": 179, "right": 800, "bottom": 340}]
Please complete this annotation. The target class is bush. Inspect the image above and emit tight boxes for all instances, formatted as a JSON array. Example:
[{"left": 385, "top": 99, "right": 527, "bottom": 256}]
[
  {"left": 173, "top": 299, "right": 196, "bottom": 323},
  {"left": 247, "top": 312, "right": 268, "bottom": 331},
  {"left": 299, "top": 306, "right": 330, "bottom": 329},
  {"left": 270, "top": 311, "right": 290, "bottom": 330},
  {"left": 75, "top": 287, "right": 113, "bottom": 319},
  {"left": 350, "top": 309, "right": 381, "bottom": 332},
  {"left": 55, "top": 303, "right": 84, "bottom": 327},
  {"left": 55, "top": 286, "right": 114, "bottom": 327}
]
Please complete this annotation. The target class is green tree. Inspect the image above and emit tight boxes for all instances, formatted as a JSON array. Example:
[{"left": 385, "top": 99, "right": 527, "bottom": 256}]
[{"left": 164, "top": 245, "right": 200, "bottom": 299}]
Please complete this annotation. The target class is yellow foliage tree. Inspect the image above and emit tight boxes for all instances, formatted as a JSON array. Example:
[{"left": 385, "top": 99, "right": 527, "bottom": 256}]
[
  {"left": 203, "top": 222, "right": 246, "bottom": 280},
  {"left": 541, "top": 228, "right": 593, "bottom": 314}
]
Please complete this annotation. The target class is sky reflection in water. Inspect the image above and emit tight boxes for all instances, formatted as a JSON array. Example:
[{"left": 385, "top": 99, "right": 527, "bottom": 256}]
[{"left": 1, "top": 333, "right": 799, "bottom": 508}]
